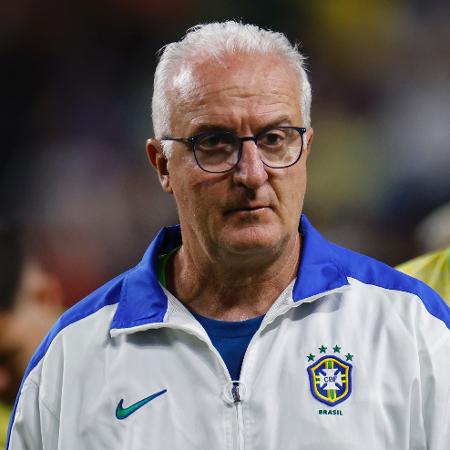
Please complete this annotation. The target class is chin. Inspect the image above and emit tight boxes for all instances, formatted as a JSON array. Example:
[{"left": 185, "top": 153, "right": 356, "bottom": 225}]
[{"left": 219, "top": 224, "right": 284, "bottom": 256}]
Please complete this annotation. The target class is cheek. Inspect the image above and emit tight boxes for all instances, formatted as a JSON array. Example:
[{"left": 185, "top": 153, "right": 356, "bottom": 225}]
[
  {"left": 170, "top": 173, "right": 212, "bottom": 222},
  {"left": 294, "top": 172, "right": 307, "bottom": 205},
  {"left": 170, "top": 159, "right": 228, "bottom": 213},
  {"left": 275, "top": 168, "right": 307, "bottom": 211}
]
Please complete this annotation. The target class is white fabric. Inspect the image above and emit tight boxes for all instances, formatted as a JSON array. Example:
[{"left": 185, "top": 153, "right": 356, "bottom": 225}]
[{"left": 8, "top": 277, "right": 450, "bottom": 449}]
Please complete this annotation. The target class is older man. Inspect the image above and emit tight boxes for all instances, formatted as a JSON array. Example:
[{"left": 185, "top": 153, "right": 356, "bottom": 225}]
[{"left": 7, "top": 22, "right": 450, "bottom": 450}]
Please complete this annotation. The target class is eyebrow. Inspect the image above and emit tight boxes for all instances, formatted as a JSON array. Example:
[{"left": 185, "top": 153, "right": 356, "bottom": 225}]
[
  {"left": 191, "top": 123, "right": 234, "bottom": 134},
  {"left": 191, "top": 116, "right": 295, "bottom": 136}
]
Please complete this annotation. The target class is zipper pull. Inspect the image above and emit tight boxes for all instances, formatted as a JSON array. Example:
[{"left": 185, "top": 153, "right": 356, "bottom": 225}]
[
  {"left": 231, "top": 381, "right": 241, "bottom": 403},
  {"left": 222, "top": 381, "right": 246, "bottom": 404}
]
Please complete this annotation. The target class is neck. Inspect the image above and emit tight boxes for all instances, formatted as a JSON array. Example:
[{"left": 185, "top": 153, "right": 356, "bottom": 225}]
[{"left": 166, "top": 233, "right": 301, "bottom": 321}]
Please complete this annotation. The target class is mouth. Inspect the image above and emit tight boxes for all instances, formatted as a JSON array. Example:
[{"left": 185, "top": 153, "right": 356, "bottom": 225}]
[{"left": 225, "top": 205, "right": 271, "bottom": 215}]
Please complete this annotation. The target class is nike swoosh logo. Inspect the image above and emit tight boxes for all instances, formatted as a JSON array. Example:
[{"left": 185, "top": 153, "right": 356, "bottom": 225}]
[{"left": 115, "top": 389, "right": 167, "bottom": 420}]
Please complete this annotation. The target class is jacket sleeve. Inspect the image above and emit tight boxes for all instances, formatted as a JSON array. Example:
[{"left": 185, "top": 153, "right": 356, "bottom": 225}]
[{"left": 7, "top": 379, "right": 59, "bottom": 450}]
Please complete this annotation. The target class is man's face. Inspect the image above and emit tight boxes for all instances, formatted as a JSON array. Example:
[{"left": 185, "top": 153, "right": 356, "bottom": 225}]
[{"left": 150, "top": 53, "right": 313, "bottom": 262}]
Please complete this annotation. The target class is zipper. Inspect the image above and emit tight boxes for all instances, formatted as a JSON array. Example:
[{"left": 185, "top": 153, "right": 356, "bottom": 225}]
[
  {"left": 130, "top": 322, "right": 245, "bottom": 449},
  {"left": 231, "top": 381, "right": 241, "bottom": 402},
  {"left": 232, "top": 382, "right": 244, "bottom": 450}
]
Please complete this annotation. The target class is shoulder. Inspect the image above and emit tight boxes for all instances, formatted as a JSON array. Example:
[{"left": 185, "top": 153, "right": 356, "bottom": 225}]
[
  {"left": 329, "top": 241, "right": 450, "bottom": 330},
  {"left": 24, "top": 269, "right": 131, "bottom": 383},
  {"left": 330, "top": 241, "right": 420, "bottom": 293},
  {"left": 299, "top": 216, "right": 450, "bottom": 330}
]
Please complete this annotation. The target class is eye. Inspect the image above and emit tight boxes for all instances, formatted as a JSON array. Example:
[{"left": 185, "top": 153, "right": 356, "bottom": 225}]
[
  {"left": 259, "top": 129, "right": 287, "bottom": 147},
  {"left": 196, "top": 132, "right": 236, "bottom": 151}
]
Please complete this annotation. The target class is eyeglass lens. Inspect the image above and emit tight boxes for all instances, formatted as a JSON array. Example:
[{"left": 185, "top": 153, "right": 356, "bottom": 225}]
[{"left": 194, "top": 127, "right": 303, "bottom": 173}]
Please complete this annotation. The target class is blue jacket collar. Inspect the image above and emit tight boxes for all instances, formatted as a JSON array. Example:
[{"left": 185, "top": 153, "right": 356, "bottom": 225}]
[
  {"left": 292, "top": 215, "right": 349, "bottom": 300},
  {"left": 111, "top": 215, "right": 349, "bottom": 330}
]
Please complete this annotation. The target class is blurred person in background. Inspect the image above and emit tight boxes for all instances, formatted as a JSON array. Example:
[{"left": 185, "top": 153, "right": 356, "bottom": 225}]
[
  {"left": 397, "top": 202, "right": 450, "bottom": 303},
  {"left": 0, "top": 220, "right": 63, "bottom": 447},
  {"left": 7, "top": 22, "right": 450, "bottom": 450}
]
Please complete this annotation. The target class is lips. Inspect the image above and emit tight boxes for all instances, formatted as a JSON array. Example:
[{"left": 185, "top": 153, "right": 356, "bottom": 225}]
[{"left": 225, "top": 205, "right": 271, "bottom": 215}]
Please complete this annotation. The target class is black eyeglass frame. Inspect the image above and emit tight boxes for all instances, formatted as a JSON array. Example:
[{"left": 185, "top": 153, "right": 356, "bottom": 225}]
[{"left": 160, "top": 126, "right": 308, "bottom": 174}]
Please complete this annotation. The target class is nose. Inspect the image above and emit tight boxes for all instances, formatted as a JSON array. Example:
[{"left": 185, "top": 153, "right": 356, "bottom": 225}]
[{"left": 232, "top": 140, "right": 268, "bottom": 189}]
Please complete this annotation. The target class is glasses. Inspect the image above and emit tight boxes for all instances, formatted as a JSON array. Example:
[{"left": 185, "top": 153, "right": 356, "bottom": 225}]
[{"left": 161, "top": 126, "right": 307, "bottom": 173}]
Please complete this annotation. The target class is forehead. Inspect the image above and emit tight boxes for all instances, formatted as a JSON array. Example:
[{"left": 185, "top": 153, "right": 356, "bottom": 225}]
[{"left": 169, "top": 53, "right": 301, "bottom": 133}]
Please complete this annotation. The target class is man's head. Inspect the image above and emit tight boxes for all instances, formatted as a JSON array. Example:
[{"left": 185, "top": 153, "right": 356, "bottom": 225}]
[
  {"left": 0, "top": 221, "right": 63, "bottom": 404},
  {"left": 152, "top": 21, "right": 312, "bottom": 154},
  {"left": 147, "top": 22, "right": 314, "bottom": 267}
]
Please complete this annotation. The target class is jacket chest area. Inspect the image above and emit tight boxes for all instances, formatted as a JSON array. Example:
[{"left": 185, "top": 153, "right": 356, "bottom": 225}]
[{"left": 70, "top": 316, "right": 419, "bottom": 450}]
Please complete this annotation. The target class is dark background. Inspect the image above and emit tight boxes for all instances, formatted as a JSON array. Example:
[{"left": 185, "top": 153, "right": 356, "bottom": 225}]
[{"left": 1, "top": 0, "right": 449, "bottom": 305}]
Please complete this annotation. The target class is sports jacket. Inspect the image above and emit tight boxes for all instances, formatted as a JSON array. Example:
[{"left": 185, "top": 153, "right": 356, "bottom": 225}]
[{"left": 7, "top": 216, "right": 450, "bottom": 449}]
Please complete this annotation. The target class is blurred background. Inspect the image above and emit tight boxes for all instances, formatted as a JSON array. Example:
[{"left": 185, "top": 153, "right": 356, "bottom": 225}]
[{"left": 1, "top": 0, "right": 449, "bottom": 306}]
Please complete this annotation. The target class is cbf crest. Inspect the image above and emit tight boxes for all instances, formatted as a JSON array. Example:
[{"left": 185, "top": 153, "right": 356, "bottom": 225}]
[{"left": 306, "top": 345, "right": 353, "bottom": 407}]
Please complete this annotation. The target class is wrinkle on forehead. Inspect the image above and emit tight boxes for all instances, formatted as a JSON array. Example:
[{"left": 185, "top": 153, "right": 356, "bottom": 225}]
[
  {"left": 187, "top": 108, "right": 295, "bottom": 130},
  {"left": 169, "top": 54, "right": 301, "bottom": 133},
  {"left": 172, "top": 53, "right": 298, "bottom": 100}
]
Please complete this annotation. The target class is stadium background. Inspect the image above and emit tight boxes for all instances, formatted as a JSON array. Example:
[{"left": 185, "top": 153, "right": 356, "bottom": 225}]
[{"left": 1, "top": 0, "right": 449, "bottom": 305}]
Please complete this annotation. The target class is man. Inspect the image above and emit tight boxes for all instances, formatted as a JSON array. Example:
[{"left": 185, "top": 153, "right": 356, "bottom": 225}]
[
  {"left": 0, "top": 221, "right": 63, "bottom": 447},
  {"left": 7, "top": 22, "right": 450, "bottom": 449}
]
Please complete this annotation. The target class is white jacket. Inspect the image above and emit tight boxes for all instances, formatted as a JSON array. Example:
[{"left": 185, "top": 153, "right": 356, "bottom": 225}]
[{"left": 7, "top": 216, "right": 450, "bottom": 449}]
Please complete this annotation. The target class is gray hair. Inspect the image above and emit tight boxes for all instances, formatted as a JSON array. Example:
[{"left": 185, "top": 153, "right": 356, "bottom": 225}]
[{"left": 152, "top": 21, "right": 312, "bottom": 156}]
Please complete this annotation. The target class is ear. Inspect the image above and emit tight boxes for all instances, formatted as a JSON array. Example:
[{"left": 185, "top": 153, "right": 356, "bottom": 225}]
[
  {"left": 303, "top": 128, "right": 314, "bottom": 162},
  {"left": 146, "top": 139, "right": 173, "bottom": 194}
]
